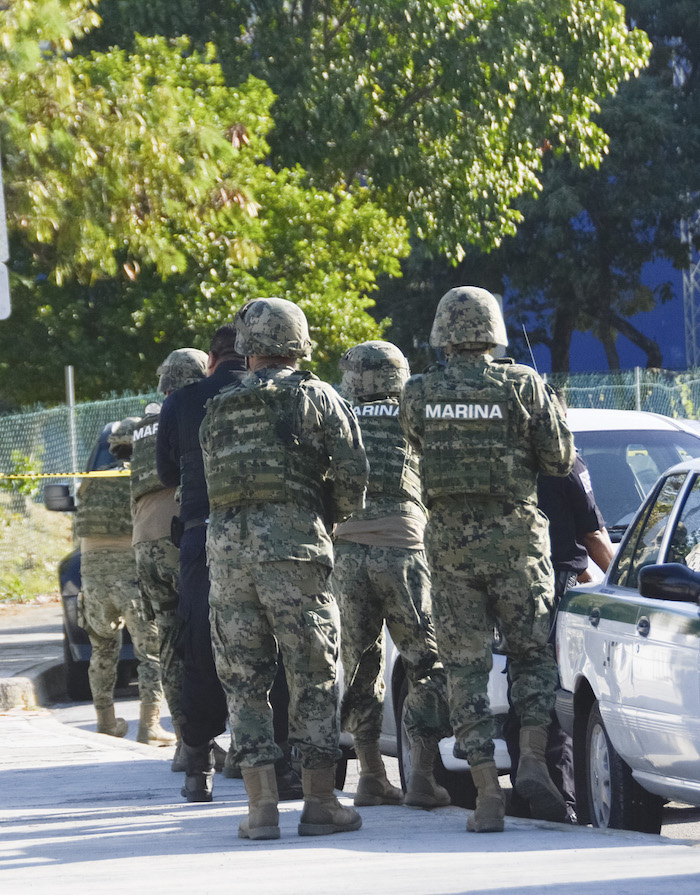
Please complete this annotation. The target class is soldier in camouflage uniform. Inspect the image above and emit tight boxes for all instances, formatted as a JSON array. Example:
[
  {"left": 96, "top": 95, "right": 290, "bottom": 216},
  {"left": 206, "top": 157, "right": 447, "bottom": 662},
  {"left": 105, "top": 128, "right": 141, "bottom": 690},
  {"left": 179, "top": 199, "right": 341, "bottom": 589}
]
[
  {"left": 200, "top": 297, "right": 368, "bottom": 840},
  {"left": 334, "top": 341, "right": 451, "bottom": 809},
  {"left": 130, "top": 349, "right": 208, "bottom": 758},
  {"left": 399, "top": 286, "right": 575, "bottom": 833},
  {"left": 77, "top": 418, "right": 168, "bottom": 741}
]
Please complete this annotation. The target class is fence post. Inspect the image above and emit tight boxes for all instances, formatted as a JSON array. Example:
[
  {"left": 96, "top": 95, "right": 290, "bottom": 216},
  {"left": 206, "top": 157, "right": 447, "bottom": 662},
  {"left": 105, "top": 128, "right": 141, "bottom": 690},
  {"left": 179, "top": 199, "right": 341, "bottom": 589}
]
[
  {"left": 635, "top": 366, "right": 642, "bottom": 411},
  {"left": 65, "top": 365, "right": 78, "bottom": 474}
]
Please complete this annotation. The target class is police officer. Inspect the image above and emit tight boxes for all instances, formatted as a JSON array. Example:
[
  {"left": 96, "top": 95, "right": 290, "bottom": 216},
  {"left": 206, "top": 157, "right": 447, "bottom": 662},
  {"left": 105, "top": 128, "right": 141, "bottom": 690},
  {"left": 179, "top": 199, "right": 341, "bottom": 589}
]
[
  {"left": 335, "top": 341, "right": 451, "bottom": 809},
  {"left": 130, "top": 349, "right": 208, "bottom": 760},
  {"left": 399, "top": 286, "right": 575, "bottom": 833},
  {"left": 77, "top": 418, "right": 171, "bottom": 744},
  {"left": 156, "top": 326, "right": 245, "bottom": 802},
  {"left": 200, "top": 297, "right": 368, "bottom": 840}
]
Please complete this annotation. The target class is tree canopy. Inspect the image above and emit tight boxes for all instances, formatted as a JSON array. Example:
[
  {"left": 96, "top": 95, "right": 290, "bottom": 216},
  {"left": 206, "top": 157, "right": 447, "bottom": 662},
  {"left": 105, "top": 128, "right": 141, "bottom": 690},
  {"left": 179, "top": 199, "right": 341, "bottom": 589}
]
[
  {"left": 0, "top": 1, "right": 651, "bottom": 404},
  {"left": 80, "top": 0, "right": 651, "bottom": 260},
  {"left": 0, "top": 0, "right": 407, "bottom": 402}
]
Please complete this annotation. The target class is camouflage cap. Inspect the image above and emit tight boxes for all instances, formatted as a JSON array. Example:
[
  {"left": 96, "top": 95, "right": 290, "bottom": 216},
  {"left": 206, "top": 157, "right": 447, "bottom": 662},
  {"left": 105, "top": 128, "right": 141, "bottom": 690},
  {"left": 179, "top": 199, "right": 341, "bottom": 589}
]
[
  {"left": 107, "top": 416, "right": 140, "bottom": 455},
  {"left": 234, "top": 297, "right": 312, "bottom": 359},
  {"left": 156, "top": 347, "right": 208, "bottom": 393},
  {"left": 338, "top": 340, "right": 410, "bottom": 400},
  {"left": 429, "top": 286, "right": 508, "bottom": 351}
]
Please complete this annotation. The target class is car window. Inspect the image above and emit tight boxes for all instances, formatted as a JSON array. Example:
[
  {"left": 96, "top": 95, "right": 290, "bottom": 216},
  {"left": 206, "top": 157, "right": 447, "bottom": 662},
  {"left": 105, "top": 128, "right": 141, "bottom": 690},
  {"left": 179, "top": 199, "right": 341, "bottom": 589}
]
[
  {"left": 574, "top": 430, "right": 700, "bottom": 532},
  {"left": 611, "top": 472, "right": 687, "bottom": 590},
  {"left": 668, "top": 475, "right": 700, "bottom": 570}
]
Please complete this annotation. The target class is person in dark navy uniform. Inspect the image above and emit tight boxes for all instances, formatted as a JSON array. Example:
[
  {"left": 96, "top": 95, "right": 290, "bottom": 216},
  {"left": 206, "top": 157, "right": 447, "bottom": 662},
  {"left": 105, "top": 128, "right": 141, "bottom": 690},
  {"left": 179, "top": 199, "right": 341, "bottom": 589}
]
[{"left": 157, "top": 324, "right": 299, "bottom": 803}]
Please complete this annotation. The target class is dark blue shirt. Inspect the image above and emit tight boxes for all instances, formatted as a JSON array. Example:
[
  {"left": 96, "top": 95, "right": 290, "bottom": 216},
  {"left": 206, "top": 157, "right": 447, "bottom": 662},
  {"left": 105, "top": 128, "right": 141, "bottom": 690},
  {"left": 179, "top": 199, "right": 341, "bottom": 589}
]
[
  {"left": 537, "top": 453, "right": 605, "bottom": 574},
  {"left": 156, "top": 358, "right": 246, "bottom": 524}
]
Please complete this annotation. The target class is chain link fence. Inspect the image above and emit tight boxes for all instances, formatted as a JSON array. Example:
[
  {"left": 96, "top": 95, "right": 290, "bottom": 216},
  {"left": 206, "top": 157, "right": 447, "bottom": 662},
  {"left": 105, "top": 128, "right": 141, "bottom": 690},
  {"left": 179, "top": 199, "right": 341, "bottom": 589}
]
[
  {"left": 0, "top": 391, "right": 158, "bottom": 601},
  {"left": 2, "top": 368, "right": 700, "bottom": 601}
]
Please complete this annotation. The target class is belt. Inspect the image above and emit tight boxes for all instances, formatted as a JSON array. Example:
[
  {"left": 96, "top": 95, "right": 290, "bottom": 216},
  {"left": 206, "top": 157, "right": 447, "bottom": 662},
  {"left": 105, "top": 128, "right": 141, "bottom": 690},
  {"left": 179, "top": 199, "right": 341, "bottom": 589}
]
[{"left": 183, "top": 517, "right": 208, "bottom": 531}]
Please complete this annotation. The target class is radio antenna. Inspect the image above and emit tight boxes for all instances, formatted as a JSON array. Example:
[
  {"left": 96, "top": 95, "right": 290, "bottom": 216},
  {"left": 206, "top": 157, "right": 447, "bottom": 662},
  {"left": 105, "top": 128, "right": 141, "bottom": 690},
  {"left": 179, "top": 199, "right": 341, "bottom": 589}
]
[{"left": 522, "top": 324, "right": 538, "bottom": 373}]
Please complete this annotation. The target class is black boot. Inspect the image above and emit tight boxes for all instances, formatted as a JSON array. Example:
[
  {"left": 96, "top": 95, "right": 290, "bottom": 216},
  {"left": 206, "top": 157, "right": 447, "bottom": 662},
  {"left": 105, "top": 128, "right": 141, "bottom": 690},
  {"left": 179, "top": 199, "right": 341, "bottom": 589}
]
[{"left": 180, "top": 742, "right": 214, "bottom": 803}]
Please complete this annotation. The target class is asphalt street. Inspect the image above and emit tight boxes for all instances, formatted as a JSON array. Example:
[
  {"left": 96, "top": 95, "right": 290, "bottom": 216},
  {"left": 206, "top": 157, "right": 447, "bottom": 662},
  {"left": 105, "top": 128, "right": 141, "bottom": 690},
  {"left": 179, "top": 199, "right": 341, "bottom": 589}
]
[{"left": 2, "top": 597, "right": 700, "bottom": 895}]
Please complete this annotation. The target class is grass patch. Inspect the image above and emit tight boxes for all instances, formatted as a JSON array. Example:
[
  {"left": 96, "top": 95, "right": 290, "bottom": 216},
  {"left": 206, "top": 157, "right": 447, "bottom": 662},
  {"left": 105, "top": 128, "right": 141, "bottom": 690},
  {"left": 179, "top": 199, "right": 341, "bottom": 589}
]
[{"left": 0, "top": 495, "right": 74, "bottom": 603}]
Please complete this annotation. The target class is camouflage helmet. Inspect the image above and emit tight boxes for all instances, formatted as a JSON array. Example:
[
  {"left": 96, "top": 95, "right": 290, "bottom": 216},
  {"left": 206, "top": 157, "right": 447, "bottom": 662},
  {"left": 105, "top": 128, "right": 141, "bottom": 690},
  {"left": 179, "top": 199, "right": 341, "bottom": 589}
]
[
  {"left": 429, "top": 286, "right": 508, "bottom": 351},
  {"left": 338, "top": 340, "right": 410, "bottom": 400},
  {"left": 156, "top": 347, "right": 208, "bottom": 393},
  {"left": 234, "top": 297, "right": 312, "bottom": 359},
  {"left": 107, "top": 416, "right": 140, "bottom": 455}
]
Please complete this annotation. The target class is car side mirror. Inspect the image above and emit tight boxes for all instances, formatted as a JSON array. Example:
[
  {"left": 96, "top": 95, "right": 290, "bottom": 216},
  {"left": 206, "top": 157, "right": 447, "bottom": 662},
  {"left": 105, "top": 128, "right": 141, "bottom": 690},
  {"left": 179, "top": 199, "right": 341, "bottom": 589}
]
[
  {"left": 44, "top": 483, "right": 76, "bottom": 512},
  {"left": 638, "top": 563, "right": 700, "bottom": 605}
]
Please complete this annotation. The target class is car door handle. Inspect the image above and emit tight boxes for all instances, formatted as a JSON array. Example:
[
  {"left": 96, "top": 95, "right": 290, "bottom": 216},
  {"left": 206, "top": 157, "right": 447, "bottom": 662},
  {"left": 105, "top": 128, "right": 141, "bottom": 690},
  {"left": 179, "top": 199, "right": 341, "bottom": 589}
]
[
  {"left": 588, "top": 608, "right": 601, "bottom": 627},
  {"left": 636, "top": 616, "right": 651, "bottom": 637}
]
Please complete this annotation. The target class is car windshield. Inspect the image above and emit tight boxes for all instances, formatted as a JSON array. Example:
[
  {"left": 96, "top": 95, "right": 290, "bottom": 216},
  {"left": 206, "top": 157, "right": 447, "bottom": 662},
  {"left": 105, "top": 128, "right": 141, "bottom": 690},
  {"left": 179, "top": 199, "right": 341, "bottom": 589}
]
[{"left": 574, "top": 429, "right": 700, "bottom": 534}]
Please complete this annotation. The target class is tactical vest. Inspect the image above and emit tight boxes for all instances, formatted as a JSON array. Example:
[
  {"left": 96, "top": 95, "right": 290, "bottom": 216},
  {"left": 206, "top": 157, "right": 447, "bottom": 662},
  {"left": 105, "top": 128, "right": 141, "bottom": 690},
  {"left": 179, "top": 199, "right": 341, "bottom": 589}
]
[
  {"left": 130, "top": 412, "right": 162, "bottom": 502},
  {"left": 75, "top": 472, "right": 132, "bottom": 538},
  {"left": 201, "top": 371, "right": 327, "bottom": 512},
  {"left": 353, "top": 400, "right": 422, "bottom": 506},
  {"left": 419, "top": 363, "right": 536, "bottom": 504}
]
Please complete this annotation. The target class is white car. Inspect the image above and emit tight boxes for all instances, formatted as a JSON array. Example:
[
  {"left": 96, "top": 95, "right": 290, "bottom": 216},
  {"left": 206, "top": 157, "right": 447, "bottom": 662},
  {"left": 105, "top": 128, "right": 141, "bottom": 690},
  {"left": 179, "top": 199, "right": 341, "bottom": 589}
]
[{"left": 556, "top": 456, "right": 700, "bottom": 833}]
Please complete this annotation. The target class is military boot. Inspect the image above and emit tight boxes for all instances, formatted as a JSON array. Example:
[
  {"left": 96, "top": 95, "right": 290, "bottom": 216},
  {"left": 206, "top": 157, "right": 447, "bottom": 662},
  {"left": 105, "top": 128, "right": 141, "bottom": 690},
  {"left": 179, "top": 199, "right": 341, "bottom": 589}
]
[
  {"left": 211, "top": 739, "right": 227, "bottom": 772},
  {"left": 180, "top": 742, "right": 214, "bottom": 803},
  {"left": 298, "top": 766, "right": 363, "bottom": 836},
  {"left": 136, "top": 702, "right": 177, "bottom": 747},
  {"left": 354, "top": 743, "right": 404, "bottom": 807},
  {"left": 239, "top": 765, "right": 281, "bottom": 840},
  {"left": 171, "top": 721, "right": 186, "bottom": 772},
  {"left": 95, "top": 705, "right": 128, "bottom": 738},
  {"left": 222, "top": 741, "right": 243, "bottom": 778},
  {"left": 404, "top": 739, "right": 451, "bottom": 809},
  {"left": 466, "top": 762, "right": 505, "bottom": 833},
  {"left": 275, "top": 750, "right": 303, "bottom": 801},
  {"left": 515, "top": 726, "right": 568, "bottom": 823}
]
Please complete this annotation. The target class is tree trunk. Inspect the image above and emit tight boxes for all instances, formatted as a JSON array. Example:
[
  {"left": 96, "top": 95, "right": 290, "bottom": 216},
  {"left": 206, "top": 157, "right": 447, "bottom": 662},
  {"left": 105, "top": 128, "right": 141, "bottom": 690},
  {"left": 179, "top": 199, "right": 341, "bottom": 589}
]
[
  {"left": 611, "top": 313, "right": 663, "bottom": 368},
  {"left": 549, "top": 307, "right": 576, "bottom": 372},
  {"left": 600, "top": 325, "right": 621, "bottom": 370}
]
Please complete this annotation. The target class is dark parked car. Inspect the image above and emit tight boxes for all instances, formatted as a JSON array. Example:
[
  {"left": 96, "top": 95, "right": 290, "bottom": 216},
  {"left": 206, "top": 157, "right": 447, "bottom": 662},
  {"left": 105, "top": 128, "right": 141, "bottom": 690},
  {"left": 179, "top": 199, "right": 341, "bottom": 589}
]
[{"left": 45, "top": 422, "right": 136, "bottom": 701}]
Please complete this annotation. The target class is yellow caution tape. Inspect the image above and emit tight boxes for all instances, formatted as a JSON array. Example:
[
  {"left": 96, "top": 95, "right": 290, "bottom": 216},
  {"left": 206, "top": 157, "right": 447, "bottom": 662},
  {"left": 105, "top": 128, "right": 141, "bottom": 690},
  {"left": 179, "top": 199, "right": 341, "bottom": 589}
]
[{"left": 0, "top": 469, "right": 131, "bottom": 479}]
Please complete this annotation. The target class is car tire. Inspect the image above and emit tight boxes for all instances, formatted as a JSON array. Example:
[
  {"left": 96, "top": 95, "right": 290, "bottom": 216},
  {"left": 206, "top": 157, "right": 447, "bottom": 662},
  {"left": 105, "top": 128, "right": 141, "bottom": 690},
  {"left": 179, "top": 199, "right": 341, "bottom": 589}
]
[
  {"left": 585, "top": 701, "right": 663, "bottom": 834},
  {"left": 395, "top": 677, "right": 477, "bottom": 809},
  {"left": 63, "top": 629, "right": 92, "bottom": 702}
]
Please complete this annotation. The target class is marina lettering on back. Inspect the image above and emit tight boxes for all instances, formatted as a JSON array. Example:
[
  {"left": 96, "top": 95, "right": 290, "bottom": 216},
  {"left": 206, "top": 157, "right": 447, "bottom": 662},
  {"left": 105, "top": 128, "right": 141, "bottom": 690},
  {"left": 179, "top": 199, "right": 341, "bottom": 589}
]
[
  {"left": 133, "top": 422, "right": 158, "bottom": 441},
  {"left": 424, "top": 403, "right": 504, "bottom": 420},
  {"left": 353, "top": 404, "right": 400, "bottom": 417}
]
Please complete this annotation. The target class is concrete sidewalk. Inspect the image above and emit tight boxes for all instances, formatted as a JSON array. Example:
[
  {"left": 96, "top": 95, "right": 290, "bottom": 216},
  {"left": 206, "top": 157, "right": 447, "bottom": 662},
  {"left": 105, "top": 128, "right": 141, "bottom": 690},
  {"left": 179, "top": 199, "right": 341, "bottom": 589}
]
[{"left": 2, "top": 599, "right": 700, "bottom": 894}]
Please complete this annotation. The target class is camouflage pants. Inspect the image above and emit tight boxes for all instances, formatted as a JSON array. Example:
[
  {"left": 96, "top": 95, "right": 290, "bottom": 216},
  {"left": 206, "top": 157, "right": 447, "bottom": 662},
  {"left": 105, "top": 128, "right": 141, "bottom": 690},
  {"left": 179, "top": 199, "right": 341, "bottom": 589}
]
[
  {"left": 208, "top": 558, "right": 342, "bottom": 770},
  {"left": 81, "top": 547, "right": 163, "bottom": 711},
  {"left": 134, "top": 536, "right": 184, "bottom": 725},
  {"left": 333, "top": 542, "right": 450, "bottom": 749},
  {"left": 425, "top": 500, "right": 558, "bottom": 767}
]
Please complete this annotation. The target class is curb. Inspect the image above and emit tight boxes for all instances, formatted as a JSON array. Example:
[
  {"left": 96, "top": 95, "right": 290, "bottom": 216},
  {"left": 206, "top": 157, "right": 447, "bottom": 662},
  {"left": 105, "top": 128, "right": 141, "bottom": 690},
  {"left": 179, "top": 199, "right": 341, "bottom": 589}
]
[{"left": 0, "top": 659, "right": 65, "bottom": 712}]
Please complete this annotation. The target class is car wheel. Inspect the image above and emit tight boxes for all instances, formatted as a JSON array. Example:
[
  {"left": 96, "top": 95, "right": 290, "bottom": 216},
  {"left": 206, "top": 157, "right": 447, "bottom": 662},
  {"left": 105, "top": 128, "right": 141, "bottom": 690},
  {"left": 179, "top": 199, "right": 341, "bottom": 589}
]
[
  {"left": 585, "top": 701, "right": 663, "bottom": 834},
  {"left": 63, "top": 630, "right": 91, "bottom": 702},
  {"left": 395, "top": 677, "right": 477, "bottom": 809}
]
